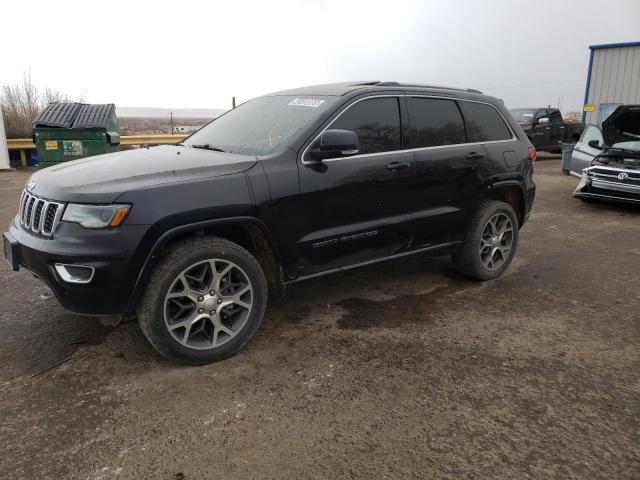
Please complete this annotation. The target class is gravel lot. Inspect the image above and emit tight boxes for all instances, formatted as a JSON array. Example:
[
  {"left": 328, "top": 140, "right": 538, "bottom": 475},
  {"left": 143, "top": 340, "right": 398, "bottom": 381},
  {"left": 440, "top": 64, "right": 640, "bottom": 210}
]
[{"left": 0, "top": 158, "right": 638, "bottom": 479}]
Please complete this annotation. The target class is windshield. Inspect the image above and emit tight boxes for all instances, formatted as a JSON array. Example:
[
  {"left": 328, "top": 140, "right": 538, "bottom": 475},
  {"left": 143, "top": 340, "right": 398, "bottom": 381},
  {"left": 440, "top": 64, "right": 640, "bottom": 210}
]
[
  {"left": 509, "top": 109, "right": 536, "bottom": 123},
  {"left": 185, "top": 95, "right": 337, "bottom": 155}
]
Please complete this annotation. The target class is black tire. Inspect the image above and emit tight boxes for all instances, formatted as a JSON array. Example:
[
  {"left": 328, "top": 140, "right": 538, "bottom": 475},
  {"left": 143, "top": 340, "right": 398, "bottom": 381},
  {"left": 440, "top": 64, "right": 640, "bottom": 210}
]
[
  {"left": 452, "top": 200, "right": 519, "bottom": 281},
  {"left": 137, "top": 236, "right": 268, "bottom": 365}
]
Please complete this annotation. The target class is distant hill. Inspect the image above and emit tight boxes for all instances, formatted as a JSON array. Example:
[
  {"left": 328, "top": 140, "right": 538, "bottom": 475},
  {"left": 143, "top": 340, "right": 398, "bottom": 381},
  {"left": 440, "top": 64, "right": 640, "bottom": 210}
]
[{"left": 116, "top": 107, "right": 226, "bottom": 118}]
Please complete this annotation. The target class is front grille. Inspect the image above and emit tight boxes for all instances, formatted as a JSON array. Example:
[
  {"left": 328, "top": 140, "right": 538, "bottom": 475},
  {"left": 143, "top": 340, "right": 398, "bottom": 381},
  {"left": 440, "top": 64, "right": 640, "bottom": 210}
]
[
  {"left": 590, "top": 166, "right": 640, "bottom": 187},
  {"left": 18, "top": 190, "right": 65, "bottom": 237}
]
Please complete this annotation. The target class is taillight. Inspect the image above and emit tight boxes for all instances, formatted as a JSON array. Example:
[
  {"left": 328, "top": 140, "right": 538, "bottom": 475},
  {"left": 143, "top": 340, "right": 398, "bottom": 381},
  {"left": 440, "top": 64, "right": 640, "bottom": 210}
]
[{"left": 528, "top": 146, "right": 537, "bottom": 162}]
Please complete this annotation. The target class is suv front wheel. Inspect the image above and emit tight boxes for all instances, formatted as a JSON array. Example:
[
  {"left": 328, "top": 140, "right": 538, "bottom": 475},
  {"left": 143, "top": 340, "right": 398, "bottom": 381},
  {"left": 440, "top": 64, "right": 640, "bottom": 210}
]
[
  {"left": 452, "top": 200, "right": 519, "bottom": 280},
  {"left": 138, "top": 236, "right": 268, "bottom": 364}
]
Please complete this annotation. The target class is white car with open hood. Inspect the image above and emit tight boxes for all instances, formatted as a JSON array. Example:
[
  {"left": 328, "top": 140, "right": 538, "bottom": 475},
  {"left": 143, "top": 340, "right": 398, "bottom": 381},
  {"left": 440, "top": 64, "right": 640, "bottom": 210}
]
[{"left": 572, "top": 105, "right": 640, "bottom": 205}]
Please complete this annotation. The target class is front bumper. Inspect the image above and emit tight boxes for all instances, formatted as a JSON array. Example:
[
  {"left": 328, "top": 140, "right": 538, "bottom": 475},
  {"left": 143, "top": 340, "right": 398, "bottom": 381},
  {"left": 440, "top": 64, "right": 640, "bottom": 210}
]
[
  {"left": 3, "top": 217, "right": 153, "bottom": 316},
  {"left": 573, "top": 167, "right": 640, "bottom": 205}
]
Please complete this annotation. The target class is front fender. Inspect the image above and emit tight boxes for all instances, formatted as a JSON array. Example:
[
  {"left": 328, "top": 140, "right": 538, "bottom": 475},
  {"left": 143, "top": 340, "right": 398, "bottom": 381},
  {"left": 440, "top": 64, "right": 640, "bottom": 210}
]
[{"left": 124, "top": 216, "right": 280, "bottom": 313}]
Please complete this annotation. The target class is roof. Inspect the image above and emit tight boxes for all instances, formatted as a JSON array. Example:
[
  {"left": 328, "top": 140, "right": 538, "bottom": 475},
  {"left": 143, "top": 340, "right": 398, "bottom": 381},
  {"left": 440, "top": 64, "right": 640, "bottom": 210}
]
[
  {"left": 589, "top": 41, "right": 640, "bottom": 50},
  {"left": 32, "top": 102, "right": 80, "bottom": 128},
  {"left": 33, "top": 102, "right": 116, "bottom": 129},
  {"left": 268, "top": 81, "right": 483, "bottom": 97},
  {"left": 73, "top": 104, "right": 116, "bottom": 128}
]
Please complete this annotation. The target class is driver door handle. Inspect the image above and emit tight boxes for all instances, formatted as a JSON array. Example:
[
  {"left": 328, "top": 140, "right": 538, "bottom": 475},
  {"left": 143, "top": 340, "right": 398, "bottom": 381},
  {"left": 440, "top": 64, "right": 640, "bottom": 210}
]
[
  {"left": 386, "top": 161, "right": 410, "bottom": 171},
  {"left": 466, "top": 152, "right": 485, "bottom": 160}
]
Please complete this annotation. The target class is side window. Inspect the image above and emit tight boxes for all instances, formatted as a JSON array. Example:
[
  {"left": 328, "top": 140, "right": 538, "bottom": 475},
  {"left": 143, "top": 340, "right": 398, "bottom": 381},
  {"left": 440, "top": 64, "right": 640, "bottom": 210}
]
[
  {"left": 460, "top": 101, "right": 513, "bottom": 142},
  {"left": 535, "top": 109, "right": 550, "bottom": 121},
  {"left": 549, "top": 109, "right": 563, "bottom": 123},
  {"left": 330, "top": 97, "right": 401, "bottom": 155},
  {"left": 410, "top": 98, "right": 466, "bottom": 147},
  {"left": 580, "top": 125, "right": 604, "bottom": 146}
]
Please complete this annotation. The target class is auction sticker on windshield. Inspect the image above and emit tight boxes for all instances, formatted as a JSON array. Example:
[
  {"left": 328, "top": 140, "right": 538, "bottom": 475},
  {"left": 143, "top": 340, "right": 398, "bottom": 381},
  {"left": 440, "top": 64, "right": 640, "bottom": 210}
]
[{"left": 288, "top": 98, "right": 325, "bottom": 107}]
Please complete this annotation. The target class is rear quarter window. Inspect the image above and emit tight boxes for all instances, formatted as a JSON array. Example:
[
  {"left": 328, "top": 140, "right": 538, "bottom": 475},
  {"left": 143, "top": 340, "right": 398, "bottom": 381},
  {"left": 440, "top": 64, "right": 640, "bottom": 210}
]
[{"left": 460, "top": 101, "right": 513, "bottom": 142}]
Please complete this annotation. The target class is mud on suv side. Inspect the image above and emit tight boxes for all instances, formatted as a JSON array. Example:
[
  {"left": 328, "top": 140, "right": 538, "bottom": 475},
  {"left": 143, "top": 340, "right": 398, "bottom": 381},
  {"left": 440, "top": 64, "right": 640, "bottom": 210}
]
[{"left": 4, "top": 81, "right": 536, "bottom": 364}]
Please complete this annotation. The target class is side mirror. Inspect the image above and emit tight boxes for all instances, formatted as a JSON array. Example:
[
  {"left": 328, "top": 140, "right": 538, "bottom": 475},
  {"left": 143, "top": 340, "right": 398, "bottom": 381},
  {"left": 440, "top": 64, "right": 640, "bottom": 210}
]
[
  {"left": 537, "top": 117, "right": 549, "bottom": 125},
  {"left": 588, "top": 139, "right": 603, "bottom": 149},
  {"left": 308, "top": 129, "right": 359, "bottom": 161}
]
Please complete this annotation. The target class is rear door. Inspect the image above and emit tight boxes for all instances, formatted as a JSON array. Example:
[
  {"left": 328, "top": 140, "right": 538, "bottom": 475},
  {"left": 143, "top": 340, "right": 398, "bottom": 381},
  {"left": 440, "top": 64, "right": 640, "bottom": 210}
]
[
  {"left": 570, "top": 125, "right": 604, "bottom": 175},
  {"left": 408, "top": 96, "right": 480, "bottom": 246},
  {"left": 294, "top": 95, "right": 417, "bottom": 276}
]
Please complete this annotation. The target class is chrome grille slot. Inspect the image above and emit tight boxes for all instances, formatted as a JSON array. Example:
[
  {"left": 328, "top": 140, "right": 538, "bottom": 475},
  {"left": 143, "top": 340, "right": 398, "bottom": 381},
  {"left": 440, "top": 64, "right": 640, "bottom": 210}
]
[
  {"left": 33, "top": 200, "right": 45, "bottom": 231},
  {"left": 42, "top": 203, "right": 60, "bottom": 235},
  {"left": 18, "top": 190, "right": 65, "bottom": 238},
  {"left": 25, "top": 197, "right": 36, "bottom": 228}
]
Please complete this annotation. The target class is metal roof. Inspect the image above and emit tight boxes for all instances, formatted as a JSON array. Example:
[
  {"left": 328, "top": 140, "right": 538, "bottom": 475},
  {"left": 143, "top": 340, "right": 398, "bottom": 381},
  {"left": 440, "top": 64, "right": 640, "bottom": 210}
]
[
  {"left": 589, "top": 41, "right": 640, "bottom": 50},
  {"left": 33, "top": 102, "right": 115, "bottom": 129}
]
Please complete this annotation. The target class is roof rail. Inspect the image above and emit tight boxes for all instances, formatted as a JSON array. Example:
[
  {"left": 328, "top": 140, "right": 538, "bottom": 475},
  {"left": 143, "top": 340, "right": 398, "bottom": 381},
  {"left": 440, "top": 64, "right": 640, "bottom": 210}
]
[{"left": 376, "top": 81, "right": 482, "bottom": 94}]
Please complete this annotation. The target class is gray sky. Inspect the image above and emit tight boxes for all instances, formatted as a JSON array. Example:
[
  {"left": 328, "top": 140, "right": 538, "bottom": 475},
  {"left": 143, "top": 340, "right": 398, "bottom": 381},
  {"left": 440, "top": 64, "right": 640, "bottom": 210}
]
[{"left": 1, "top": 0, "right": 639, "bottom": 112}]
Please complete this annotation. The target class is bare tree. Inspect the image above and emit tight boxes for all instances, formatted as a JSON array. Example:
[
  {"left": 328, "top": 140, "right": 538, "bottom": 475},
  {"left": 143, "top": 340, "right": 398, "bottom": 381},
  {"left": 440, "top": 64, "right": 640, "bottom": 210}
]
[{"left": 0, "top": 72, "right": 79, "bottom": 138}]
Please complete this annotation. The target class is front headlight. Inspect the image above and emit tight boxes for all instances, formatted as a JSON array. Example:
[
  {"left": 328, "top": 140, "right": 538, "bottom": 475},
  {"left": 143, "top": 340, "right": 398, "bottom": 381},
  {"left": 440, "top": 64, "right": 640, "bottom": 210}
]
[{"left": 62, "top": 204, "right": 130, "bottom": 229}]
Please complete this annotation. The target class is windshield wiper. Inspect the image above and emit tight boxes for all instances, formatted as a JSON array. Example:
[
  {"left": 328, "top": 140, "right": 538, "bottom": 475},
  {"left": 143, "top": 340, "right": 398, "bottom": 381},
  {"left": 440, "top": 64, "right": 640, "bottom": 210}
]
[{"left": 189, "top": 144, "right": 226, "bottom": 153}]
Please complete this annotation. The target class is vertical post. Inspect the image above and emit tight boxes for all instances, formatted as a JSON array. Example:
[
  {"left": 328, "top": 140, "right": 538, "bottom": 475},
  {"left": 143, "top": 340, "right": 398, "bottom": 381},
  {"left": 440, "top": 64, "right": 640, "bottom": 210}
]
[
  {"left": 169, "top": 112, "right": 174, "bottom": 135},
  {"left": 0, "top": 107, "right": 11, "bottom": 170},
  {"left": 232, "top": 96, "right": 236, "bottom": 109}
]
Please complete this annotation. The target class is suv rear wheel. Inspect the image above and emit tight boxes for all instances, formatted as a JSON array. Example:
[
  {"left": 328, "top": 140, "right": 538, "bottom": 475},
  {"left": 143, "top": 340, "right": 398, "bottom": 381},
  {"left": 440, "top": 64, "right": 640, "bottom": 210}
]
[
  {"left": 452, "top": 200, "right": 519, "bottom": 280},
  {"left": 138, "top": 236, "right": 267, "bottom": 364}
]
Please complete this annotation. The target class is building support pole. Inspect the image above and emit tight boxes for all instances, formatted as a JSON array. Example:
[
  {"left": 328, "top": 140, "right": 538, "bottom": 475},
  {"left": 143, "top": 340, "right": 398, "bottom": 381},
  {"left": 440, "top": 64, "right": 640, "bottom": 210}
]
[{"left": 0, "top": 108, "right": 11, "bottom": 170}]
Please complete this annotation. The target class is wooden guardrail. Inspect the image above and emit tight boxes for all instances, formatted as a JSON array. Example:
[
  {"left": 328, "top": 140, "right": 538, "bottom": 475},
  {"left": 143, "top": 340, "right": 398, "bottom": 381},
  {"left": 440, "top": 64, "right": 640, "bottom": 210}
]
[{"left": 6, "top": 134, "right": 189, "bottom": 167}]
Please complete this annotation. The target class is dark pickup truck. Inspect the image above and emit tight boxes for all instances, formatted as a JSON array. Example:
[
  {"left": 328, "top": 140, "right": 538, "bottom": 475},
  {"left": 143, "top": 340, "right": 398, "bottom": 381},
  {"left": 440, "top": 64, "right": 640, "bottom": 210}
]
[{"left": 510, "top": 108, "right": 585, "bottom": 153}]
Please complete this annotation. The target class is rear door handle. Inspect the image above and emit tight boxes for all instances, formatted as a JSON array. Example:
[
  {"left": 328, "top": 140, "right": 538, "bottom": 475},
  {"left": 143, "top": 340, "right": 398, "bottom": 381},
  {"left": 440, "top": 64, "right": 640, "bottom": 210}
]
[
  {"left": 386, "top": 161, "right": 410, "bottom": 171},
  {"left": 466, "top": 152, "right": 485, "bottom": 160}
]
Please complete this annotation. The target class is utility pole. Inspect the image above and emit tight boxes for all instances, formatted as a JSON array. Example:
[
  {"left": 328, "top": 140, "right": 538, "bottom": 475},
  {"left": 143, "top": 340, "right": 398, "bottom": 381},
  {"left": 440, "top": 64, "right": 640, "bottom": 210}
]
[
  {"left": 169, "top": 112, "right": 174, "bottom": 135},
  {"left": 232, "top": 97, "right": 236, "bottom": 109},
  {"left": 0, "top": 107, "right": 11, "bottom": 170}
]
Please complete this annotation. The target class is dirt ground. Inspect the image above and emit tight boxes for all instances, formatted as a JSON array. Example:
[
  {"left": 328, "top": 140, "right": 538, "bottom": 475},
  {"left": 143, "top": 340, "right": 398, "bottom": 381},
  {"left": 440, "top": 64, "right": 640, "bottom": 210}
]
[{"left": 0, "top": 157, "right": 638, "bottom": 480}]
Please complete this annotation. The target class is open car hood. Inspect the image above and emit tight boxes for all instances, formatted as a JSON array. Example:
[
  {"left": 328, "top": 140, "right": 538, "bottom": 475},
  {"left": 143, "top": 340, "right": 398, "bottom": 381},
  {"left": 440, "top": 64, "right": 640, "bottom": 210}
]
[{"left": 602, "top": 105, "right": 640, "bottom": 148}]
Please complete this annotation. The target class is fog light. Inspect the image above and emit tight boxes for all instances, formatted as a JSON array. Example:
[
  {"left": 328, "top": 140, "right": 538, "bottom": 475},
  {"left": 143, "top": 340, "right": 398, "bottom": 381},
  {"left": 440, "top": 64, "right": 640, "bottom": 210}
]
[{"left": 55, "top": 263, "right": 95, "bottom": 284}]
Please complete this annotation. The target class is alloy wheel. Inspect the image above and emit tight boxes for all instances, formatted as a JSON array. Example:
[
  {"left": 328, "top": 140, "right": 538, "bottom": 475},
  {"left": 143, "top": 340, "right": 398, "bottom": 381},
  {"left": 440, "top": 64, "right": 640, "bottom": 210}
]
[
  {"left": 163, "top": 259, "right": 253, "bottom": 349},
  {"left": 479, "top": 213, "right": 514, "bottom": 271}
]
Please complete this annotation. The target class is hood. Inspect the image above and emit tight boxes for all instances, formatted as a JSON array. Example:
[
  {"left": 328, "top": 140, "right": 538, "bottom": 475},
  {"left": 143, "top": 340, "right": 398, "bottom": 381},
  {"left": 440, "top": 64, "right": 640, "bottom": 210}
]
[
  {"left": 28, "top": 145, "right": 257, "bottom": 203},
  {"left": 602, "top": 104, "right": 640, "bottom": 149}
]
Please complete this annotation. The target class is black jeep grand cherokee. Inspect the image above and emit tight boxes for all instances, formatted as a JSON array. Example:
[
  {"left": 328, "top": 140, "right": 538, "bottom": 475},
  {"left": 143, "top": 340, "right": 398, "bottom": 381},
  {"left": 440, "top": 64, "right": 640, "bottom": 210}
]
[{"left": 4, "top": 81, "right": 536, "bottom": 364}]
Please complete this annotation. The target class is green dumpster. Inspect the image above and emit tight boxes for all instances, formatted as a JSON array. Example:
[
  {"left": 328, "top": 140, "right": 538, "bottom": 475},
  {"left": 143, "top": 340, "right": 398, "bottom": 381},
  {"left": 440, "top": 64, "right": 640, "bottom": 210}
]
[{"left": 33, "top": 102, "right": 120, "bottom": 168}]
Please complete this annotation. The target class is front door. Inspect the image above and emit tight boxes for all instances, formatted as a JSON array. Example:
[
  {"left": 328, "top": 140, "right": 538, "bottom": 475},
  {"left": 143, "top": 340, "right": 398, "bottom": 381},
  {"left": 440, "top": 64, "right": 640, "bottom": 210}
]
[
  {"left": 533, "top": 109, "right": 551, "bottom": 149},
  {"left": 570, "top": 125, "right": 604, "bottom": 175},
  {"left": 548, "top": 109, "right": 564, "bottom": 149},
  {"left": 293, "top": 96, "right": 416, "bottom": 277}
]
